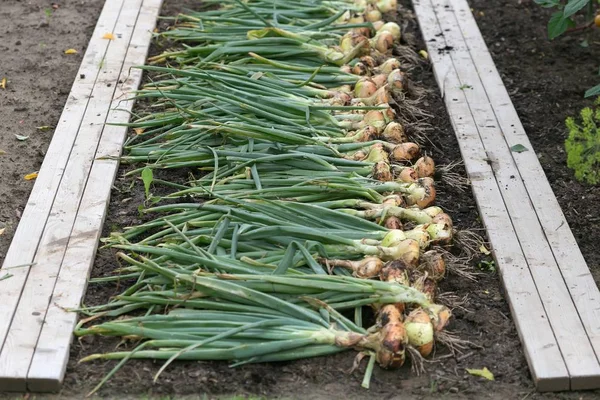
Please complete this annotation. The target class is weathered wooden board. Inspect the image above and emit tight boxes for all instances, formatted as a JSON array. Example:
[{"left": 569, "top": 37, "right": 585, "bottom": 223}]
[
  {"left": 0, "top": 0, "right": 162, "bottom": 392},
  {"left": 26, "top": 0, "right": 163, "bottom": 392},
  {"left": 411, "top": 0, "right": 600, "bottom": 391}
]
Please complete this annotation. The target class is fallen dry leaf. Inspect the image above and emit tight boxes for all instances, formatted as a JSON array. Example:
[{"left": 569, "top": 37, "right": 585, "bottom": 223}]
[
  {"left": 134, "top": 127, "right": 145, "bottom": 135},
  {"left": 479, "top": 244, "right": 491, "bottom": 256},
  {"left": 418, "top": 50, "right": 428, "bottom": 60},
  {"left": 0, "top": 77, "right": 6, "bottom": 89},
  {"left": 0, "top": 149, "right": 5, "bottom": 155},
  {"left": 102, "top": 32, "right": 115, "bottom": 40},
  {"left": 36, "top": 125, "right": 53, "bottom": 132},
  {"left": 64, "top": 48, "right": 78, "bottom": 54},
  {"left": 0, "top": 228, "right": 5, "bottom": 236},
  {"left": 466, "top": 367, "right": 494, "bottom": 381},
  {"left": 24, "top": 172, "right": 39, "bottom": 181}
]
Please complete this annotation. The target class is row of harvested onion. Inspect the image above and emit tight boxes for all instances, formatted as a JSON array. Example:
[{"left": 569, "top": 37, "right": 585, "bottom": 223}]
[{"left": 76, "top": 0, "right": 465, "bottom": 394}]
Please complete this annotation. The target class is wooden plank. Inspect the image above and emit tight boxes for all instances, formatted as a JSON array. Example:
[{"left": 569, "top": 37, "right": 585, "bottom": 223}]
[
  {"left": 451, "top": 1, "right": 600, "bottom": 387},
  {"left": 26, "top": 0, "right": 163, "bottom": 392},
  {"left": 431, "top": 0, "right": 600, "bottom": 389},
  {"left": 428, "top": 0, "right": 600, "bottom": 389},
  {"left": 0, "top": 0, "right": 144, "bottom": 392},
  {"left": 0, "top": 0, "right": 125, "bottom": 357},
  {"left": 412, "top": 0, "right": 570, "bottom": 391}
]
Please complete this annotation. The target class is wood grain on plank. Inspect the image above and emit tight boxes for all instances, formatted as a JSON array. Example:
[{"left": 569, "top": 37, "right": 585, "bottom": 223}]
[
  {"left": 428, "top": 0, "right": 600, "bottom": 389},
  {"left": 412, "top": 0, "right": 570, "bottom": 391},
  {"left": 26, "top": 0, "right": 163, "bottom": 392},
  {"left": 451, "top": 1, "right": 600, "bottom": 388},
  {"left": 0, "top": 0, "right": 125, "bottom": 361},
  {"left": 0, "top": 0, "right": 143, "bottom": 392}
]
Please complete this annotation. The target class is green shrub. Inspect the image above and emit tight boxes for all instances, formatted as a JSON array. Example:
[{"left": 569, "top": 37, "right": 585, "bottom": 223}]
[{"left": 565, "top": 98, "right": 600, "bottom": 184}]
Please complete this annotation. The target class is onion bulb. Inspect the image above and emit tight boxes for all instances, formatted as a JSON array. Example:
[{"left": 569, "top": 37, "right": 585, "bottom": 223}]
[
  {"left": 372, "top": 20, "right": 385, "bottom": 31},
  {"left": 379, "top": 259, "right": 411, "bottom": 286},
  {"left": 432, "top": 212, "right": 453, "bottom": 229},
  {"left": 379, "top": 238, "right": 421, "bottom": 265},
  {"left": 371, "top": 31, "right": 395, "bottom": 53},
  {"left": 397, "top": 167, "right": 418, "bottom": 183},
  {"left": 388, "top": 69, "right": 408, "bottom": 92},
  {"left": 365, "top": 5, "right": 383, "bottom": 22},
  {"left": 353, "top": 78, "right": 377, "bottom": 98},
  {"left": 381, "top": 121, "right": 407, "bottom": 143},
  {"left": 320, "top": 257, "right": 384, "bottom": 278},
  {"left": 378, "top": 22, "right": 401, "bottom": 41},
  {"left": 375, "top": 304, "right": 408, "bottom": 368},
  {"left": 360, "top": 55, "right": 377, "bottom": 69},
  {"left": 377, "top": 58, "right": 401, "bottom": 74},
  {"left": 419, "top": 250, "right": 446, "bottom": 281},
  {"left": 389, "top": 142, "right": 420, "bottom": 162},
  {"left": 426, "top": 222, "right": 453, "bottom": 245},
  {"left": 382, "top": 194, "right": 405, "bottom": 207},
  {"left": 414, "top": 156, "right": 435, "bottom": 178},
  {"left": 426, "top": 304, "right": 452, "bottom": 332},
  {"left": 404, "top": 308, "right": 434, "bottom": 357},
  {"left": 352, "top": 62, "right": 368, "bottom": 76},
  {"left": 371, "top": 73, "right": 388, "bottom": 88},
  {"left": 404, "top": 177, "right": 436, "bottom": 208},
  {"left": 374, "top": 0, "right": 398, "bottom": 13},
  {"left": 383, "top": 216, "right": 403, "bottom": 230},
  {"left": 372, "top": 160, "right": 392, "bottom": 181}
]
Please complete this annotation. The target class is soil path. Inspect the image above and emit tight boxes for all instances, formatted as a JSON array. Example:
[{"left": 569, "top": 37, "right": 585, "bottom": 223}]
[{"left": 0, "top": 0, "right": 104, "bottom": 264}]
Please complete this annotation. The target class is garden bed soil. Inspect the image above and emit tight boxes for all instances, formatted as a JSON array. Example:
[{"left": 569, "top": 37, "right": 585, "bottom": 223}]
[{"left": 0, "top": 1, "right": 599, "bottom": 399}]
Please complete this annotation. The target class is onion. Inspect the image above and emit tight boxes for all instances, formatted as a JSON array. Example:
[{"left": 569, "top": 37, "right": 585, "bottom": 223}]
[
  {"left": 381, "top": 121, "right": 407, "bottom": 143},
  {"left": 404, "top": 308, "right": 434, "bottom": 357},
  {"left": 375, "top": 304, "right": 408, "bottom": 368},
  {"left": 432, "top": 212, "right": 453, "bottom": 229},
  {"left": 377, "top": 58, "right": 400, "bottom": 74},
  {"left": 414, "top": 156, "right": 435, "bottom": 178},
  {"left": 375, "top": 0, "right": 398, "bottom": 13},
  {"left": 363, "top": 110, "right": 387, "bottom": 133},
  {"left": 371, "top": 73, "right": 388, "bottom": 88},
  {"left": 378, "top": 22, "right": 401, "bottom": 41},
  {"left": 320, "top": 256, "right": 384, "bottom": 278},
  {"left": 353, "top": 78, "right": 377, "bottom": 98},
  {"left": 411, "top": 272, "right": 437, "bottom": 302},
  {"left": 380, "top": 238, "right": 420, "bottom": 265},
  {"left": 404, "top": 177, "right": 436, "bottom": 208},
  {"left": 330, "top": 91, "right": 352, "bottom": 106},
  {"left": 383, "top": 216, "right": 403, "bottom": 230},
  {"left": 419, "top": 250, "right": 446, "bottom": 281},
  {"left": 404, "top": 226, "right": 431, "bottom": 249},
  {"left": 389, "top": 142, "right": 420, "bottom": 162},
  {"left": 397, "top": 167, "right": 418, "bottom": 183},
  {"left": 382, "top": 194, "right": 404, "bottom": 207},
  {"left": 372, "top": 20, "right": 385, "bottom": 31},
  {"left": 379, "top": 259, "right": 411, "bottom": 286},
  {"left": 426, "top": 304, "right": 452, "bottom": 332},
  {"left": 340, "top": 32, "right": 369, "bottom": 56},
  {"left": 339, "top": 65, "right": 352, "bottom": 74},
  {"left": 380, "top": 229, "right": 407, "bottom": 247},
  {"left": 352, "top": 62, "right": 368, "bottom": 76},
  {"left": 424, "top": 206, "right": 444, "bottom": 218},
  {"left": 365, "top": 143, "right": 389, "bottom": 163},
  {"left": 352, "top": 27, "right": 371, "bottom": 38},
  {"left": 349, "top": 13, "right": 365, "bottom": 24},
  {"left": 387, "top": 68, "right": 408, "bottom": 92},
  {"left": 365, "top": 5, "right": 383, "bottom": 22},
  {"left": 372, "top": 31, "right": 395, "bottom": 53},
  {"left": 372, "top": 160, "right": 392, "bottom": 181},
  {"left": 360, "top": 55, "right": 377, "bottom": 69},
  {"left": 426, "top": 222, "right": 453, "bottom": 245}
]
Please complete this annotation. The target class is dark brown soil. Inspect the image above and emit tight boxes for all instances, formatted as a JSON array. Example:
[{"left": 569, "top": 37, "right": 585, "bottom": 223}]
[
  {"left": 2, "top": 1, "right": 600, "bottom": 399},
  {"left": 0, "top": 0, "right": 104, "bottom": 265},
  {"left": 467, "top": 0, "right": 600, "bottom": 282}
]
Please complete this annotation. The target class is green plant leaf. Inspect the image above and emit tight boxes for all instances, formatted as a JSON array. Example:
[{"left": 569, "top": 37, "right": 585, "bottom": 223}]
[
  {"left": 141, "top": 167, "right": 153, "bottom": 198},
  {"left": 584, "top": 84, "right": 600, "bottom": 98},
  {"left": 548, "top": 12, "right": 575, "bottom": 39},
  {"left": 466, "top": 367, "right": 495, "bottom": 381},
  {"left": 510, "top": 144, "right": 528, "bottom": 153},
  {"left": 563, "top": 0, "right": 589, "bottom": 18},
  {"left": 534, "top": 0, "right": 561, "bottom": 7}
]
